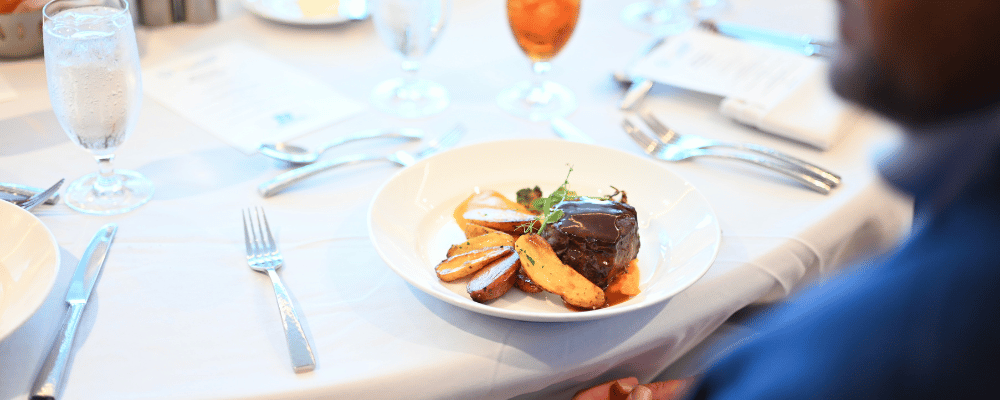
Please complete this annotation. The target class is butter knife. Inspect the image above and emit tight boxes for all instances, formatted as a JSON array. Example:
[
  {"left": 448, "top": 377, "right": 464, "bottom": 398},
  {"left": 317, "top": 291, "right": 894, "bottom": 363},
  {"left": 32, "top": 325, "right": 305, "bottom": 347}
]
[
  {"left": 550, "top": 118, "right": 595, "bottom": 144},
  {"left": 617, "top": 37, "right": 667, "bottom": 110},
  {"left": 700, "top": 20, "right": 837, "bottom": 58},
  {"left": 30, "top": 224, "right": 118, "bottom": 400}
]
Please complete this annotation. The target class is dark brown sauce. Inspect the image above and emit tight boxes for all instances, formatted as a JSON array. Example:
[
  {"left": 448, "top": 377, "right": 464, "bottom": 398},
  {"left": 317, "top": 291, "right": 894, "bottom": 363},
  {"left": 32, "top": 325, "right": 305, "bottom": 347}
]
[
  {"left": 552, "top": 198, "right": 628, "bottom": 242},
  {"left": 566, "top": 259, "right": 640, "bottom": 311}
]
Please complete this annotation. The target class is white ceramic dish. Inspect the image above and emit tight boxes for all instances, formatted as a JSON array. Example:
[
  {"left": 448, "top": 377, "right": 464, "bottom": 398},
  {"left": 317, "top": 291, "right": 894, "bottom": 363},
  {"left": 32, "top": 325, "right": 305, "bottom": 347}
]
[
  {"left": 241, "top": 0, "right": 368, "bottom": 26},
  {"left": 0, "top": 200, "right": 60, "bottom": 342},
  {"left": 368, "top": 139, "right": 721, "bottom": 322}
]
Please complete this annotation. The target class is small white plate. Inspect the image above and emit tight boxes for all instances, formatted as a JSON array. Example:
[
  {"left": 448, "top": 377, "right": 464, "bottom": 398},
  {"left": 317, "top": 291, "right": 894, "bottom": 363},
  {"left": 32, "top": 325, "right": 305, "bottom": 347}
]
[
  {"left": 0, "top": 201, "right": 60, "bottom": 342},
  {"left": 368, "top": 139, "right": 721, "bottom": 322},
  {"left": 242, "top": 0, "right": 369, "bottom": 26}
]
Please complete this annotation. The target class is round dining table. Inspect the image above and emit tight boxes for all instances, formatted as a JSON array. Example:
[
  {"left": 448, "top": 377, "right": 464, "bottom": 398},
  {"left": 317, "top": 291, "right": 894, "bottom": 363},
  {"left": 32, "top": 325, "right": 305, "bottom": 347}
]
[{"left": 0, "top": 0, "right": 913, "bottom": 398}]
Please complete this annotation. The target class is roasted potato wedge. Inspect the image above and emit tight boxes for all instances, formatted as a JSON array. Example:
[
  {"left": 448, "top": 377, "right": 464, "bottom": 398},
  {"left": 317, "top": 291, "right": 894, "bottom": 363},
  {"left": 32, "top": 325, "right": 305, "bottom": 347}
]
[
  {"left": 467, "top": 251, "right": 521, "bottom": 303},
  {"left": 463, "top": 208, "right": 539, "bottom": 235},
  {"left": 454, "top": 190, "right": 531, "bottom": 229},
  {"left": 513, "top": 269, "right": 543, "bottom": 293},
  {"left": 435, "top": 246, "right": 512, "bottom": 282},
  {"left": 447, "top": 231, "right": 515, "bottom": 257},
  {"left": 514, "top": 234, "right": 606, "bottom": 309},
  {"left": 463, "top": 222, "right": 500, "bottom": 239}
]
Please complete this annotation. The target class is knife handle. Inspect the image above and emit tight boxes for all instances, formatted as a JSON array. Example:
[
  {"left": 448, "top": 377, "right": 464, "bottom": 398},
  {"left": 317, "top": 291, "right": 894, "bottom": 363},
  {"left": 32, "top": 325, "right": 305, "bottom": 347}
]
[
  {"left": 620, "top": 78, "right": 654, "bottom": 111},
  {"left": 30, "top": 303, "right": 86, "bottom": 400}
]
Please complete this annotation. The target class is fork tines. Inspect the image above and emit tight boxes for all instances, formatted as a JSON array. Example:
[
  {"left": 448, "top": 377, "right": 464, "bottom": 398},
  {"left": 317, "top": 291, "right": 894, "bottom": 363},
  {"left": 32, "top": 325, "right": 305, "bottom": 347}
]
[
  {"left": 622, "top": 116, "right": 658, "bottom": 151},
  {"left": 243, "top": 207, "right": 275, "bottom": 261}
]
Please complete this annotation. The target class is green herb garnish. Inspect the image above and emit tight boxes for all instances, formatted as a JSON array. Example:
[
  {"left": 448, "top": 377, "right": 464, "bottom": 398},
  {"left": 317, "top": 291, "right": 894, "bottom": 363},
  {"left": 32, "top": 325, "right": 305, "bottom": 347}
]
[{"left": 520, "top": 167, "right": 579, "bottom": 235}]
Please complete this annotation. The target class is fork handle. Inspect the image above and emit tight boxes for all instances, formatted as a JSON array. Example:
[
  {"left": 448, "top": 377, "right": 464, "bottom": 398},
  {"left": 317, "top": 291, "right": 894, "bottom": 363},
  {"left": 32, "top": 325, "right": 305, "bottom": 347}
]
[
  {"left": 258, "top": 153, "right": 391, "bottom": 198},
  {"left": 265, "top": 269, "right": 316, "bottom": 373},
  {"left": 709, "top": 142, "right": 842, "bottom": 187},
  {"left": 687, "top": 150, "right": 832, "bottom": 194}
]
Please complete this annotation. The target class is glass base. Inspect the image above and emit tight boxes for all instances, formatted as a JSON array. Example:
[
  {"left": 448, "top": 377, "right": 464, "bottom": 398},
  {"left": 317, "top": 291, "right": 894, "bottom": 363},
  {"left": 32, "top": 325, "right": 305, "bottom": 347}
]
[
  {"left": 690, "top": 0, "right": 730, "bottom": 19},
  {"left": 621, "top": 0, "right": 695, "bottom": 36},
  {"left": 65, "top": 169, "right": 154, "bottom": 215},
  {"left": 497, "top": 80, "right": 577, "bottom": 121},
  {"left": 371, "top": 77, "right": 449, "bottom": 118}
]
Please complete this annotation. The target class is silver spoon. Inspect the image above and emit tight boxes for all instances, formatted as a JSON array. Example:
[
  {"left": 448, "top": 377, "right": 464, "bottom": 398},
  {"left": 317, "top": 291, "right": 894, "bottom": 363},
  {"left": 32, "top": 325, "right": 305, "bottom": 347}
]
[{"left": 258, "top": 128, "right": 423, "bottom": 164}]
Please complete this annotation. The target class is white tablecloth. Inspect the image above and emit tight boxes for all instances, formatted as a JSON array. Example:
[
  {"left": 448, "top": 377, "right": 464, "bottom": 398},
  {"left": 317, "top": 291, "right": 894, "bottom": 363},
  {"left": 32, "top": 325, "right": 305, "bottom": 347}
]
[{"left": 0, "top": 0, "right": 912, "bottom": 399}]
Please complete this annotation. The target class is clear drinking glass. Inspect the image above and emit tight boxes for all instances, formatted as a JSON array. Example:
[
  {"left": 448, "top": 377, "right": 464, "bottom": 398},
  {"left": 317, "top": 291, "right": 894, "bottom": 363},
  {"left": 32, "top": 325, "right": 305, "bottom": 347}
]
[
  {"left": 689, "top": 0, "right": 729, "bottom": 20},
  {"left": 42, "top": 0, "right": 152, "bottom": 215},
  {"left": 621, "top": 0, "right": 694, "bottom": 36},
  {"left": 371, "top": 0, "right": 451, "bottom": 118},
  {"left": 498, "top": 0, "right": 580, "bottom": 121}
]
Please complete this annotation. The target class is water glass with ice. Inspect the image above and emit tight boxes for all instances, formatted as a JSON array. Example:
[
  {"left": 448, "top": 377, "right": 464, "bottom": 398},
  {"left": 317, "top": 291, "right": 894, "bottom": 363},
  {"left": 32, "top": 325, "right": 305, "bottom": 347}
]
[
  {"left": 371, "top": 0, "right": 451, "bottom": 118},
  {"left": 42, "top": 0, "right": 153, "bottom": 215}
]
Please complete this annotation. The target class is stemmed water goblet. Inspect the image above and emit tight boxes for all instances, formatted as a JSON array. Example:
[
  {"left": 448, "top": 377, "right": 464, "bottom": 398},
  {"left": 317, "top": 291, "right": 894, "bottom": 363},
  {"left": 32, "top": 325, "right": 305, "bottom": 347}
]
[
  {"left": 621, "top": 0, "right": 694, "bottom": 36},
  {"left": 371, "top": 0, "right": 451, "bottom": 118},
  {"left": 497, "top": 0, "right": 580, "bottom": 121},
  {"left": 621, "top": 0, "right": 729, "bottom": 36},
  {"left": 42, "top": 0, "right": 153, "bottom": 215}
]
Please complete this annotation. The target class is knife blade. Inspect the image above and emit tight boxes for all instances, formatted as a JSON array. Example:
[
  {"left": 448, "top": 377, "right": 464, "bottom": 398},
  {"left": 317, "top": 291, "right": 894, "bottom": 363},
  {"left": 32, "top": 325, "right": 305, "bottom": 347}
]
[
  {"left": 701, "top": 20, "right": 837, "bottom": 58},
  {"left": 30, "top": 223, "right": 118, "bottom": 400},
  {"left": 550, "top": 118, "right": 595, "bottom": 144}
]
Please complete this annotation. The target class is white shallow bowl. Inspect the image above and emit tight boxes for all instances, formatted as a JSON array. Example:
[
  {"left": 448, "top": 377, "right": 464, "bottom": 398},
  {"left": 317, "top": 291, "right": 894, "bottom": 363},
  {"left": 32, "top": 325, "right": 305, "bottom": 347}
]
[
  {"left": 0, "top": 200, "right": 60, "bottom": 342},
  {"left": 368, "top": 139, "right": 721, "bottom": 322},
  {"left": 241, "top": 0, "right": 368, "bottom": 26}
]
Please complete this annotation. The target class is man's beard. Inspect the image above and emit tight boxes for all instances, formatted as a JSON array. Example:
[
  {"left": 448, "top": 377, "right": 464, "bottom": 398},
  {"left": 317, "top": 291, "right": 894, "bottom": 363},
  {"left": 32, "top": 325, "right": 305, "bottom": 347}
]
[
  {"left": 830, "top": 52, "right": 922, "bottom": 126},
  {"left": 830, "top": 49, "right": 1000, "bottom": 128}
]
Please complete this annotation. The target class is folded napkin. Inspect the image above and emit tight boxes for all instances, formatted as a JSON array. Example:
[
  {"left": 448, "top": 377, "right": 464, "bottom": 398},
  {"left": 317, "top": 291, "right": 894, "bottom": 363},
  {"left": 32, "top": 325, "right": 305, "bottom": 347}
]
[
  {"left": 630, "top": 29, "right": 858, "bottom": 150},
  {"left": 719, "top": 62, "right": 860, "bottom": 150}
]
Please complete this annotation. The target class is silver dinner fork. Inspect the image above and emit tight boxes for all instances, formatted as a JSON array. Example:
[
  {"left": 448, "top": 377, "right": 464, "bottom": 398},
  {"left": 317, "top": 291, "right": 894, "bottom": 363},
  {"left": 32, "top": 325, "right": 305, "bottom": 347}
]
[
  {"left": 637, "top": 109, "right": 842, "bottom": 187},
  {"left": 623, "top": 116, "right": 833, "bottom": 194},
  {"left": 0, "top": 182, "right": 61, "bottom": 206},
  {"left": 242, "top": 208, "right": 316, "bottom": 373},
  {"left": 18, "top": 179, "right": 64, "bottom": 211},
  {"left": 258, "top": 124, "right": 466, "bottom": 197}
]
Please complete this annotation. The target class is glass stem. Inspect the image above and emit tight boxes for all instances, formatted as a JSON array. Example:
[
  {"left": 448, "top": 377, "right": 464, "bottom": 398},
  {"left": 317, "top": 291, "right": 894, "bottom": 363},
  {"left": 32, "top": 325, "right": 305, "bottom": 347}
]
[
  {"left": 398, "top": 59, "right": 422, "bottom": 100},
  {"left": 527, "top": 61, "right": 552, "bottom": 106},
  {"left": 94, "top": 154, "right": 123, "bottom": 193}
]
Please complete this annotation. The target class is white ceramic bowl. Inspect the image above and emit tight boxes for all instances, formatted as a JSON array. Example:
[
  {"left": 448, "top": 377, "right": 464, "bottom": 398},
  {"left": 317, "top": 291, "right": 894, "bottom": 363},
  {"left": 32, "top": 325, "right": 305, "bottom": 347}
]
[
  {"left": 0, "top": 200, "right": 60, "bottom": 342},
  {"left": 368, "top": 139, "right": 721, "bottom": 322}
]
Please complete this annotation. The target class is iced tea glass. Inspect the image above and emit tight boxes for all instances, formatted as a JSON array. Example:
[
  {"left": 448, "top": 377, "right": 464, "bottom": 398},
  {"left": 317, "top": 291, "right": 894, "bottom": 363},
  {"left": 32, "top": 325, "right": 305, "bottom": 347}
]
[{"left": 497, "top": 0, "right": 580, "bottom": 121}]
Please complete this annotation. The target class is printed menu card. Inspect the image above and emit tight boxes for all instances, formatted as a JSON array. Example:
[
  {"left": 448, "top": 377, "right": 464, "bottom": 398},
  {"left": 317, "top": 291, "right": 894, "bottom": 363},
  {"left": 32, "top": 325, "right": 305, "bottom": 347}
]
[{"left": 144, "top": 43, "right": 365, "bottom": 154}]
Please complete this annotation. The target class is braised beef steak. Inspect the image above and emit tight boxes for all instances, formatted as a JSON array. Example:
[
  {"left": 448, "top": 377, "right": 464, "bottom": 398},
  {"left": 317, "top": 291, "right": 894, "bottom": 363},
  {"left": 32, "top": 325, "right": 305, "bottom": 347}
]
[{"left": 542, "top": 198, "right": 639, "bottom": 289}]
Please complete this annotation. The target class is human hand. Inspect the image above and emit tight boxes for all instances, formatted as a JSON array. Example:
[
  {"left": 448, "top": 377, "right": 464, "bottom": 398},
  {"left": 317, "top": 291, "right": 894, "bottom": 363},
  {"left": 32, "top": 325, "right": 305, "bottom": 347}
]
[{"left": 572, "top": 376, "right": 697, "bottom": 400}]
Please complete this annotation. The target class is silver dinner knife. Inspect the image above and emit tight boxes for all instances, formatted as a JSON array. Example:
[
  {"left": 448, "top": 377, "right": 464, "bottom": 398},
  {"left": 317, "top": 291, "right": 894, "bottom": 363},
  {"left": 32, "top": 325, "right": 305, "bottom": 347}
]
[{"left": 30, "top": 224, "right": 118, "bottom": 400}]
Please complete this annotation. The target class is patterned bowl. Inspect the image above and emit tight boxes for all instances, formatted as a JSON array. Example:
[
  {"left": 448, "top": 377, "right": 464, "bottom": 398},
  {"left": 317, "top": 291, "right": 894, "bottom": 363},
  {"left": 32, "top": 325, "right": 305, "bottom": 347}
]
[{"left": 0, "top": 9, "right": 44, "bottom": 58}]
